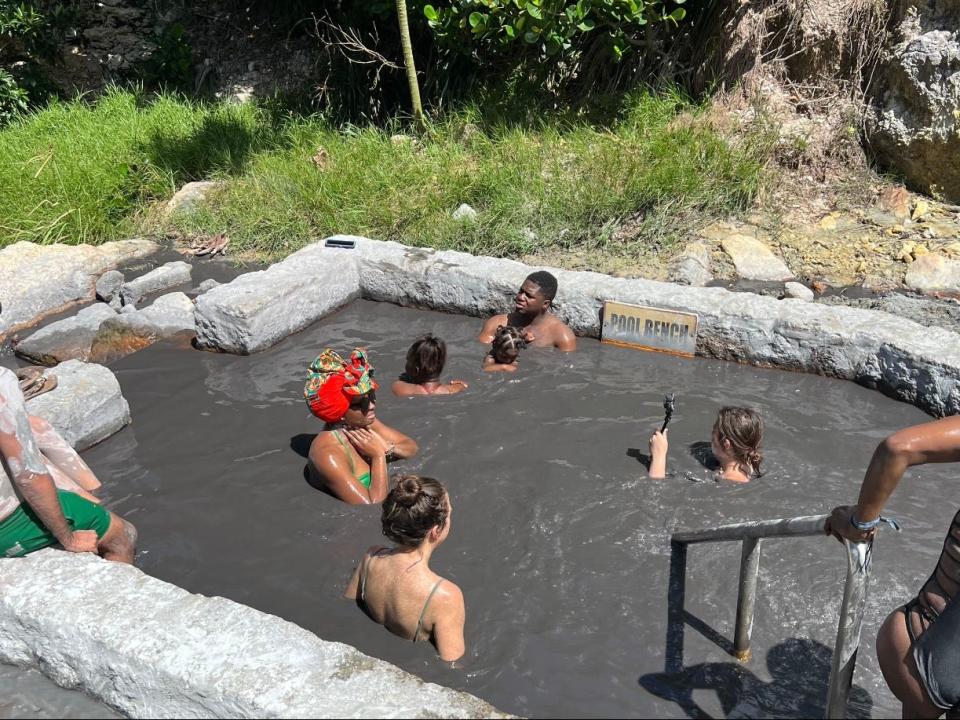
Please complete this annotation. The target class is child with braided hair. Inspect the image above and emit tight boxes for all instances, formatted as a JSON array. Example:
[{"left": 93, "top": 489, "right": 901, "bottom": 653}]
[{"left": 482, "top": 325, "right": 533, "bottom": 373}]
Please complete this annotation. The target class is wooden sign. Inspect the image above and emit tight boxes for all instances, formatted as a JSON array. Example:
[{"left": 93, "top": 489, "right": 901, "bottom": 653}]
[{"left": 601, "top": 301, "right": 698, "bottom": 357}]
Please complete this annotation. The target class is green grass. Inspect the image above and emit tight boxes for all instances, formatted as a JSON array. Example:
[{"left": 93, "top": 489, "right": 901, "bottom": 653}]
[{"left": 0, "top": 88, "right": 772, "bottom": 261}]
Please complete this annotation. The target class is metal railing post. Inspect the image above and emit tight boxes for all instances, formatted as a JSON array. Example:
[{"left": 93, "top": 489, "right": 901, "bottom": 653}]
[
  {"left": 733, "top": 536, "right": 762, "bottom": 661},
  {"left": 825, "top": 539, "right": 873, "bottom": 719}
]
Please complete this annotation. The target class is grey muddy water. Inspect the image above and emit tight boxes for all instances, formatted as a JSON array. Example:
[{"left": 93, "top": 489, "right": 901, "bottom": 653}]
[{"left": 5, "top": 298, "right": 954, "bottom": 718}]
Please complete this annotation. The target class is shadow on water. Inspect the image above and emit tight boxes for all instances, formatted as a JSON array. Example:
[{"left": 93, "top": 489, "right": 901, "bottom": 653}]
[
  {"left": 639, "top": 545, "right": 874, "bottom": 719},
  {"left": 626, "top": 447, "right": 651, "bottom": 470},
  {"left": 688, "top": 441, "right": 719, "bottom": 471},
  {"left": 290, "top": 433, "right": 316, "bottom": 459}
]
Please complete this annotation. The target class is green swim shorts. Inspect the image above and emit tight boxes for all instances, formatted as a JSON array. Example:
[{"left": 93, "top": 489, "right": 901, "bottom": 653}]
[{"left": 0, "top": 490, "right": 112, "bottom": 558}]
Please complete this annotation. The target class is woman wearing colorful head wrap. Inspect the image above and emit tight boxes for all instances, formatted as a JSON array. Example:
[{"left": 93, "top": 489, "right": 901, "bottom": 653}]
[{"left": 306, "top": 348, "right": 418, "bottom": 504}]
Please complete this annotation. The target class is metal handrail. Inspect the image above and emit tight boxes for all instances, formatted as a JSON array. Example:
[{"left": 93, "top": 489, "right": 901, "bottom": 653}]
[{"left": 668, "top": 514, "right": 873, "bottom": 719}]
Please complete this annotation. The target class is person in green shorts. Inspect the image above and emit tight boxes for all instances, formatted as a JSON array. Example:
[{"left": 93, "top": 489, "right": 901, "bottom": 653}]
[{"left": 0, "top": 366, "right": 135, "bottom": 562}]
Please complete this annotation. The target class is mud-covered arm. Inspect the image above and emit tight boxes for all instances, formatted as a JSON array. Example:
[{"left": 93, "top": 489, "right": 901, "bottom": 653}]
[
  {"left": 477, "top": 314, "right": 508, "bottom": 343},
  {"left": 433, "top": 582, "right": 466, "bottom": 662},
  {"left": 555, "top": 324, "right": 577, "bottom": 352},
  {"left": 370, "top": 419, "right": 418, "bottom": 460},
  {"left": 827, "top": 416, "right": 960, "bottom": 541}
]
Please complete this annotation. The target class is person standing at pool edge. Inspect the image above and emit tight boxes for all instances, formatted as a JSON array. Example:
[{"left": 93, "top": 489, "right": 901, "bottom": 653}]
[
  {"left": 345, "top": 475, "right": 466, "bottom": 662},
  {"left": 478, "top": 270, "right": 577, "bottom": 351},
  {"left": 306, "top": 348, "right": 418, "bottom": 504},
  {"left": 826, "top": 417, "right": 960, "bottom": 719}
]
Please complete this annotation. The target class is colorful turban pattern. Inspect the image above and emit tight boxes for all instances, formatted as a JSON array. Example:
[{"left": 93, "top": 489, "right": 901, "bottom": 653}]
[{"left": 304, "top": 348, "right": 378, "bottom": 423}]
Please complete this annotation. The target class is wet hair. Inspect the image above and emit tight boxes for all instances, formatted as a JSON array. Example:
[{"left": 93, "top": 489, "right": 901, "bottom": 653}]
[
  {"left": 402, "top": 335, "right": 446, "bottom": 384},
  {"left": 525, "top": 270, "right": 558, "bottom": 302},
  {"left": 491, "top": 325, "right": 528, "bottom": 364},
  {"left": 713, "top": 406, "right": 764, "bottom": 477},
  {"left": 381, "top": 475, "right": 449, "bottom": 547}
]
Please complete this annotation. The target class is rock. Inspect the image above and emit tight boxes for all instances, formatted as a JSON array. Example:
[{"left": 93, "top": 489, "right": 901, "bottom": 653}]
[
  {"left": 196, "top": 278, "right": 221, "bottom": 294},
  {"left": 669, "top": 242, "right": 713, "bottom": 286},
  {"left": 912, "top": 199, "right": 932, "bottom": 220},
  {"left": 864, "top": 208, "right": 902, "bottom": 228},
  {"left": 14, "top": 304, "right": 118, "bottom": 366},
  {"left": 121, "top": 261, "right": 192, "bottom": 306},
  {"left": 24, "top": 360, "right": 130, "bottom": 450},
  {"left": 0, "top": 551, "right": 507, "bottom": 719},
  {"left": 95, "top": 270, "right": 124, "bottom": 302},
  {"left": 720, "top": 234, "right": 794, "bottom": 281},
  {"left": 879, "top": 186, "right": 913, "bottom": 219},
  {"left": 0, "top": 239, "right": 157, "bottom": 341},
  {"left": 452, "top": 203, "right": 478, "bottom": 222},
  {"left": 905, "top": 253, "right": 960, "bottom": 294},
  {"left": 912, "top": 244, "right": 930, "bottom": 258},
  {"left": 164, "top": 181, "right": 218, "bottom": 217},
  {"left": 194, "top": 245, "right": 360, "bottom": 354},
  {"left": 867, "top": 6, "right": 960, "bottom": 202},
  {"left": 783, "top": 281, "right": 814, "bottom": 301},
  {"left": 91, "top": 292, "right": 196, "bottom": 363}
]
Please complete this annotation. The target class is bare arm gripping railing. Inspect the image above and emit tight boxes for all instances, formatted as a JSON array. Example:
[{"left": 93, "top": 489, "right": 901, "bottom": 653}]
[{"left": 670, "top": 514, "right": 873, "bottom": 720}]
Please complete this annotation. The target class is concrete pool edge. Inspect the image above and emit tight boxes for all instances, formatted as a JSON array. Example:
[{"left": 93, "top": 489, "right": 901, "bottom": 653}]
[
  {"left": 0, "top": 551, "right": 509, "bottom": 719},
  {"left": 195, "top": 235, "right": 960, "bottom": 417}
]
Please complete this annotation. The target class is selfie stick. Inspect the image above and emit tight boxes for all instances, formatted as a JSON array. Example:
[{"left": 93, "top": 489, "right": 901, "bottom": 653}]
[{"left": 660, "top": 393, "right": 676, "bottom": 433}]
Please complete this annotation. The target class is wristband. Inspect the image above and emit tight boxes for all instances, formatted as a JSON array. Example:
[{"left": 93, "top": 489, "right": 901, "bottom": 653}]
[{"left": 850, "top": 513, "right": 901, "bottom": 532}]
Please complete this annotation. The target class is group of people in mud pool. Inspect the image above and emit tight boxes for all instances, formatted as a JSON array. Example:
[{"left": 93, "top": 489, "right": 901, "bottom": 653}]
[{"left": 0, "top": 268, "right": 958, "bottom": 717}]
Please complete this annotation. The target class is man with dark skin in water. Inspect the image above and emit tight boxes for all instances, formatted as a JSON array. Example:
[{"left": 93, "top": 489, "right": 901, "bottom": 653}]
[{"left": 477, "top": 270, "right": 577, "bottom": 351}]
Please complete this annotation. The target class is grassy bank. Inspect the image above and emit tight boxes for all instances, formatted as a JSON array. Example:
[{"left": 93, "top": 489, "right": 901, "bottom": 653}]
[{"left": 0, "top": 89, "right": 772, "bottom": 260}]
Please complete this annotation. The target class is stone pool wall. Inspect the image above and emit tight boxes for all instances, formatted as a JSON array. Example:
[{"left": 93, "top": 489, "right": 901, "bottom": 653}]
[
  {"left": 196, "top": 235, "right": 960, "bottom": 417},
  {"left": 0, "top": 551, "right": 506, "bottom": 719}
]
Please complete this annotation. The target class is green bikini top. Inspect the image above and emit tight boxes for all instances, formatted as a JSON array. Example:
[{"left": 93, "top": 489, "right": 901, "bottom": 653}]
[{"left": 333, "top": 430, "right": 371, "bottom": 489}]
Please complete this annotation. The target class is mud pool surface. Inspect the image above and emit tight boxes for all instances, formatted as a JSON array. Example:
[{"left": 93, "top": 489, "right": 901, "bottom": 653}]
[{"left": 5, "top": 298, "right": 956, "bottom": 718}]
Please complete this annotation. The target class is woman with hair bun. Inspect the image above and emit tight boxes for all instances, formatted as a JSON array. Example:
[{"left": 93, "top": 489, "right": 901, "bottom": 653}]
[
  {"left": 648, "top": 406, "right": 763, "bottom": 482},
  {"left": 344, "top": 475, "right": 466, "bottom": 662}
]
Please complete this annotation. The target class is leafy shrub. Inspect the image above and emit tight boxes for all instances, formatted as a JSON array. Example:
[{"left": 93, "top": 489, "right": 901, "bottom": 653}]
[{"left": 423, "top": 0, "right": 687, "bottom": 62}]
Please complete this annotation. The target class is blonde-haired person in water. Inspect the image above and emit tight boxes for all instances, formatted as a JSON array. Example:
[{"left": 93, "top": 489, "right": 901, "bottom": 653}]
[
  {"left": 344, "top": 475, "right": 466, "bottom": 662},
  {"left": 648, "top": 406, "right": 763, "bottom": 482},
  {"left": 392, "top": 335, "right": 469, "bottom": 397}
]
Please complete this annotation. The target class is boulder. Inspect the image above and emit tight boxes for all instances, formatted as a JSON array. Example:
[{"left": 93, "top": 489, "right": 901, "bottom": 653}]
[
  {"left": 669, "top": 242, "right": 713, "bottom": 286},
  {"left": 867, "top": 2, "right": 960, "bottom": 202},
  {"left": 120, "top": 261, "right": 192, "bottom": 306},
  {"left": 14, "top": 304, "right": 118, "bottom": 366},
  {"left": 90, "top": 292, "right": 195, "bottom": 363},
  {"left": 24, "top": 360, "right": 130, "bottom": 450},
  {"left": 95, "top": 270, "right": 124, "bottom": 302},
  {"left": 452, "top": 203, "right": 478, "bottom": 222},
  {"left": 194, "top": 246, "right": 360, "bottom": 354},
  {"left": 0, "top": 551, "right": 507, "bottom": 719},
  {"left": 164, "top": 181, "right": 218, "bottom": 217},
  {"left": 720, "top": 234, "right": 794, "bottom": 281},
  {"left": 195, "top": 278, "right": 221, "bottom": 295},
  {"left": 783, "top": 282, "right": 815, "bottom": 301},
  {"left": 0, "top": 239, "right": 157, "bottom": 340},
  {"left": 905, "top": 253, "right": 960, "bottom": 294}
]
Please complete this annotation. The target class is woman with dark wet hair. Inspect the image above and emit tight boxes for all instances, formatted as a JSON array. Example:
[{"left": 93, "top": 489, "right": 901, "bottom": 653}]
[
  {"left": 344, "top": 475, "right": 466, "bottom": 662},
  {"left": 305, "top": 348, "right": 418, "bottom": 505},
  {"left": 648, "top": 406, "right": 763, "bottom": 482},
  {"left": 482, "top": 325, "right": 532, "bottom": 373},
  {"left": 392, "top": 335, "right": 469, "bottom": 397}
]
